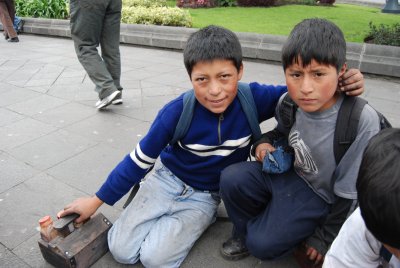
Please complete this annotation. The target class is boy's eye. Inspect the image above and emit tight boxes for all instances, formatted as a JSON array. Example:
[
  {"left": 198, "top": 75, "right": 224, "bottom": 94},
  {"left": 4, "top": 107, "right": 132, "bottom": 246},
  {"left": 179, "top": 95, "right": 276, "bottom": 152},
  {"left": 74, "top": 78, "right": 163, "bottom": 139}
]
[
  {"left": 220, "top": 74, "right": 231, "bottom": 79},
  {"left": 314, "top": 72, "right": 324, "bottom": 77},
  {"left": 290, "top": 73, "right": 301, "bottom": 78},
  {"left": 195, "top": 77, "right": 206, "bottom": 82}
]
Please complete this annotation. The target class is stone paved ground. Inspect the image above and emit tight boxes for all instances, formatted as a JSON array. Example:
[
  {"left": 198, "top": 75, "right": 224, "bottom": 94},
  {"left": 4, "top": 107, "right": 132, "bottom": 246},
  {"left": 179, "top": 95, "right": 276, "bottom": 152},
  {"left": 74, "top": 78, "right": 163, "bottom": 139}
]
[{"left": 0, "top": 34, "right": 399, "bottom": 268}]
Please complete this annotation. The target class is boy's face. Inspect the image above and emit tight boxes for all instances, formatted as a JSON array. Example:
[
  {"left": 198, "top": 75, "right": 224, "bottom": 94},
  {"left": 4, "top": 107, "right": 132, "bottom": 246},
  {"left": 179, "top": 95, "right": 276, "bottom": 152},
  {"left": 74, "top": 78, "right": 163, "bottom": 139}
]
[
  {"left": 285, "top": 58, "right": 346, "bottom": 113},
  {"left": 190, "top": 59, "right": 243, "bottom": 114}
]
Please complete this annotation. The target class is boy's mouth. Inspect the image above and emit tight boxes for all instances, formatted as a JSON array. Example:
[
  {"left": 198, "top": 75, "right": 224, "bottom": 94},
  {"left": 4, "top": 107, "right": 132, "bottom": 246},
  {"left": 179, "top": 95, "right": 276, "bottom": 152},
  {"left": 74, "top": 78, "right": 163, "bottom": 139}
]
[
  {"left": 209, "top": 98, "right": 225, "bottom": 104},
  {"left": 299, "top": 98, "right": 316, "bottom": 103}
]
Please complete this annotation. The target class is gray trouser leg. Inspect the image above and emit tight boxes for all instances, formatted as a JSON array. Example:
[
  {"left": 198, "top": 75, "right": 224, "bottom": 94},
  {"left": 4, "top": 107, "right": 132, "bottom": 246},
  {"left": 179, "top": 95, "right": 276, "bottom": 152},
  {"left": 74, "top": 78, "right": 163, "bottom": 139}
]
[
  {"left": 69, "top": 0, "right": 122, "bottom": 99},
  {"left": 101, "top": 0, "right": 122, "bottom": 91}
]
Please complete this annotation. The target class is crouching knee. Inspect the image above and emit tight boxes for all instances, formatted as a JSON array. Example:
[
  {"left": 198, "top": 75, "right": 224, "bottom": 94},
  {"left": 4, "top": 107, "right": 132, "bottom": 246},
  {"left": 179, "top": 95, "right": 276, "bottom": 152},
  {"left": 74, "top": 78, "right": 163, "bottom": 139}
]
[
  {"left": 140, "top": 245, "right": 185, "bottom": 268},
  {"left": 220, "top": 162, "right": 249, "bottom": 193},
  {"left": 140, "top": 254, "right": 166, "bottom": 268},
  {"left": 246, "top": 234, "right": 286, "bottom": 260},
  {"left": 108, "top": 238, "right": 139, "bottom": 265}
]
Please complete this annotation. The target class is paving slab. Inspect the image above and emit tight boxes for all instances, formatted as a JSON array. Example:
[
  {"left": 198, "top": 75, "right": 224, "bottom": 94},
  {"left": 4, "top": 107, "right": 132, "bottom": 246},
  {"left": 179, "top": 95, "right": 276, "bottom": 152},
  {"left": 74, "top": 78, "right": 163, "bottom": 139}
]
[{"left": 0, "top": 34, "right": 399, "bottom": 268}]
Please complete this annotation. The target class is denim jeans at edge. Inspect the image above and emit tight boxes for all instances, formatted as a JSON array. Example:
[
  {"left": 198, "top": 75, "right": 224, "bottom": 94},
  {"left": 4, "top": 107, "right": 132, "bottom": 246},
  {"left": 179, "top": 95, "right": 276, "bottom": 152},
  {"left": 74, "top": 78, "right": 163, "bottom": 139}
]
[
  {"left": 69, "top": 0, "right": 122, "bottom": 100},
  {"left": 220, "top": 161, "right": 330, "bottom": 260},
  {"left": 108, "top": 161, "right": 220, "bottom": 268}
]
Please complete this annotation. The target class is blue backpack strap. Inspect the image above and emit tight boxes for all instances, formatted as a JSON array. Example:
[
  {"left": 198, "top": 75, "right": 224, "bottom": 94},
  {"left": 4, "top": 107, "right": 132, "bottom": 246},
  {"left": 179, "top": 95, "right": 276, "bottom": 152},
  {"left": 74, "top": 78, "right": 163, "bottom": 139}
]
[
  {"left": 170, "top": 90, "right": 196, "bottom": 145},
  {"left": 237, "top": 82, "right": 261, "bottom": 141},
  {"left": 380, "top": 245, "right": 392, "bottom": 263}
]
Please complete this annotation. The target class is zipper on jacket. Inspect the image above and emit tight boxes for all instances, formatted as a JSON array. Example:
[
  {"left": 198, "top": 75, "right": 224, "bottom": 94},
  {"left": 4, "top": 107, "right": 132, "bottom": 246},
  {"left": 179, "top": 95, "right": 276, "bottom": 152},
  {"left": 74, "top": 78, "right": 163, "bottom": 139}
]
[{"left": 218, "top": 113, "right": 224, "bottom": 144}]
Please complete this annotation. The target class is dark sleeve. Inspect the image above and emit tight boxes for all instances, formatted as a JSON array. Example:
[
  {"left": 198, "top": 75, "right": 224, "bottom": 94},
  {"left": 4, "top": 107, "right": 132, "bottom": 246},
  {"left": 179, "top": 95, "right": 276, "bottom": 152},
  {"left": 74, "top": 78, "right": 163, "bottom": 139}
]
[
  {"left": 305, "top": 197, "right": 358, "bottom": 255},
  {"left": 251, "top": 128, "right": 286, "bottom": 156}
]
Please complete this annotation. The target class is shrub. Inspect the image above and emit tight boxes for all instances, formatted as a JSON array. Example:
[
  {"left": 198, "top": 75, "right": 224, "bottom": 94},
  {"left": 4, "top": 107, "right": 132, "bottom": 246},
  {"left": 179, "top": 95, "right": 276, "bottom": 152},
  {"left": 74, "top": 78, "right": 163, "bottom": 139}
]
[
  {"left": 177, "top": 0, "right": 217, "bottom": 8},
  {"left": 365, "top": 22, "right": 400, "bottom": 47},
  {"left": 318, "top": 0, "right": 335, "bottom": 4},
  {"left": 122, "top": 6, "right": 192, "bottom": 27},
  {"left": 237, "top": 0, "right": 277, "bottom": 7},
  {"left": 15, "top": 0, "right": 68, "bottom": 19},
  {"left": 123, "top": 0, "right": 167, "bottom": 8},
  {"left": 276, "top": 0, "right": 316, "bottom": 5},
  {"left": 218, "top": 0, "right": 237, "bottom": 6}
]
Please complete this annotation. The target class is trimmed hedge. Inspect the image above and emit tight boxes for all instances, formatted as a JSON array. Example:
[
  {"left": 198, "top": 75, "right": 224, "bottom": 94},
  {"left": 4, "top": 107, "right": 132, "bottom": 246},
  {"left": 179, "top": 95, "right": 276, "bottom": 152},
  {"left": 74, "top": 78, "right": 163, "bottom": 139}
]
[
  {"left": 365, "top": 22, "right": 400, "bottom": 47},
  {"left": 122, "top": 6, "right": 192, "bottom": 27},
  {"left": 124, "top": 0, "right": 168, "bottom": 7}
]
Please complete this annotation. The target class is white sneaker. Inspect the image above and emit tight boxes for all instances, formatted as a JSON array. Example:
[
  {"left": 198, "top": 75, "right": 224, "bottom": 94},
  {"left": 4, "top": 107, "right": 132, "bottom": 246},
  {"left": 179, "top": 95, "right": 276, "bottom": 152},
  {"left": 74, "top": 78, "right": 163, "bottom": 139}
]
[
  {"left": 95, "top": 91, "right": 121, "bottom": 109},
  {"left": 112, "top": 92, "right": 123, "bottom": 105}
]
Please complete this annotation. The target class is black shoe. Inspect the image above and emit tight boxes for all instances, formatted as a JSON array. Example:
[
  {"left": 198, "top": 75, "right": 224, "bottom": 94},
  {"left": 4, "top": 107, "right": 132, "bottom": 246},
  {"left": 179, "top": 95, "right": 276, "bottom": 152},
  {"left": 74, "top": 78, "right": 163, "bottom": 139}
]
[
  {"left": 220, "top": 237, "right": 250, "bottom": 261},
  {"left": 8, "top": 37, "right": 19, "bottom": 43},
  {"left": 4, "top": 34, "right": 9, "bottom": 40}
]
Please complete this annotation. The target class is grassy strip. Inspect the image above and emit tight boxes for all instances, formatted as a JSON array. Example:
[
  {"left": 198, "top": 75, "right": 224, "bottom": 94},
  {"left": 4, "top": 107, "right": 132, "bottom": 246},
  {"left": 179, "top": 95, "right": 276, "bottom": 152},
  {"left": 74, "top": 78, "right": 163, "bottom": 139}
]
[{"left": 167, "top": 2, "right": 399, "bottom": 43}]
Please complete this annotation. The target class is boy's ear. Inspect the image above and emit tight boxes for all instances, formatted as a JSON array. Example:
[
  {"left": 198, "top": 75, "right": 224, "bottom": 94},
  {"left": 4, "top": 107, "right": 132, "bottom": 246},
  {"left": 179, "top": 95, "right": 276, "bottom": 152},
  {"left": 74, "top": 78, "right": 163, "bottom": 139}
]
[
  {"left": 338, "top": 63, "right": 347, "bottom": 77},
  {"left": 238, "top": 63, "right": 244, "bottom": 80}
]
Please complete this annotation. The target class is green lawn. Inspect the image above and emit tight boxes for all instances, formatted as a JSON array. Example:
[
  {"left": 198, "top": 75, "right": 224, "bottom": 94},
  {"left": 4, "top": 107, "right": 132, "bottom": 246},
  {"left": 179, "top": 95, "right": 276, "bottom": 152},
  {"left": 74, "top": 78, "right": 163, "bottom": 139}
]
[{"left": 167, "top": 1, "right": 400, "bottom": 43}]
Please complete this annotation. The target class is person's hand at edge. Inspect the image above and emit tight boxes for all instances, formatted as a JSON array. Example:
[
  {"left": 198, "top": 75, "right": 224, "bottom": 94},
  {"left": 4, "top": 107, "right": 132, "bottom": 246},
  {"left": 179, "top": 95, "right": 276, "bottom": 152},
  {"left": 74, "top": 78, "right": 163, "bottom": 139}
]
[
  {"left": 339, "top": 68, "right": 364, "bottom": 96},
  {"left": 57, "top": 195, "right": 104, "bottom": 223},
  {"left": 305, "top": 244, "right": 324, "bottom": 266}
]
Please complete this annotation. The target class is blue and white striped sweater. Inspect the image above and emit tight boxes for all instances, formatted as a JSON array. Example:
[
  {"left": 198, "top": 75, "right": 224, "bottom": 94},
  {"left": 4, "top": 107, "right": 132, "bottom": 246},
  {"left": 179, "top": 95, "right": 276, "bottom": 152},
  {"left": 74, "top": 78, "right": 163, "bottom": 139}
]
[{"left": 96, "top": 82, "right": 287, "bottom": 205}]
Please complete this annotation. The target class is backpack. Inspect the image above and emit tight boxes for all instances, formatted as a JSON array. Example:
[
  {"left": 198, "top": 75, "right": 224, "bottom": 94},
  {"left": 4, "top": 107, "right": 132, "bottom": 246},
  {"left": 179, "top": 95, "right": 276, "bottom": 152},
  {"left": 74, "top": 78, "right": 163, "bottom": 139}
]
[
  {"left": 279, "top": 93, "right": 392, "bottom": 164},
  {"left": 123, "top": 82, "right": 261, "bottom": 208}
]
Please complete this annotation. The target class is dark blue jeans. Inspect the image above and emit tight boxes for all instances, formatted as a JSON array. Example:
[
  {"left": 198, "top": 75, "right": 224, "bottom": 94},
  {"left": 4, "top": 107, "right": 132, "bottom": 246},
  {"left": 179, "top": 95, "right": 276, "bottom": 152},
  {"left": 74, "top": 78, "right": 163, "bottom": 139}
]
[{"left": 220, "top": 161, "right": 330, "bottom": 260}]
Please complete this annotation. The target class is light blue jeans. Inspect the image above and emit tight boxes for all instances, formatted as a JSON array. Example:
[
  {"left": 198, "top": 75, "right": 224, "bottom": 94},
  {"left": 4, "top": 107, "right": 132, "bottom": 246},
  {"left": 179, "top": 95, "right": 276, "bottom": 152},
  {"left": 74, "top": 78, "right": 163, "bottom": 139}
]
[{"left": 108, "top": 161, "right": 220, "bottom": 268}]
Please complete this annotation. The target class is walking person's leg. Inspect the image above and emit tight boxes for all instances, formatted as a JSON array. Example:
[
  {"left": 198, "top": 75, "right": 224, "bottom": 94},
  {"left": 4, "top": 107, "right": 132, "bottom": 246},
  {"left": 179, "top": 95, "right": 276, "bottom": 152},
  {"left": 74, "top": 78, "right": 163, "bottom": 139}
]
[
  {"left": 100, "top": 0, "right": 123, "bottom": 104},
  {"left": 0, "top": 1, "right": 17, "bottom": 41},
  {"left": 5, "top": 0, "right": 15, "bottom": 26},
  {"left": 69, "top": 0, "right": 120, "bottom": 109}
]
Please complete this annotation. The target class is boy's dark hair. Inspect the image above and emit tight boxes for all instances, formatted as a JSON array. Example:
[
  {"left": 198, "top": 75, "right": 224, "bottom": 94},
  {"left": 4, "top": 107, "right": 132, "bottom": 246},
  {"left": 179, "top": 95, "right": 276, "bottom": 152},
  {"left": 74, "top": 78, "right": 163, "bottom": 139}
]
[
  {"left": 281, "top": 18, "right": 346, "bottom": 72},
  {"left": 356, "top": 128, "right": 400, "bottom": 248},
  {"left": 183, "top": 25, "right": 242, "bottom": 77}
]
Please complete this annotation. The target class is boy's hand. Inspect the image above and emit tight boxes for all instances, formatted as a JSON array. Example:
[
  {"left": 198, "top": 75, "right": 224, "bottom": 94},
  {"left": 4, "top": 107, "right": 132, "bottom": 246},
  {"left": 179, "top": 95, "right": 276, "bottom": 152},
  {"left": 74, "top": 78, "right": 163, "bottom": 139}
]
[
  {"left": 339, "top": 68, "right": 364, "bottom": 96},
  {"left": 57, "top": 195, "right": 104, "bottom": 224},
  {"left": 255, "top": 143, "right": 275, "bottom": 162},
  {"left": 305, "top": 244, "right": 324, "bottom": 266}
]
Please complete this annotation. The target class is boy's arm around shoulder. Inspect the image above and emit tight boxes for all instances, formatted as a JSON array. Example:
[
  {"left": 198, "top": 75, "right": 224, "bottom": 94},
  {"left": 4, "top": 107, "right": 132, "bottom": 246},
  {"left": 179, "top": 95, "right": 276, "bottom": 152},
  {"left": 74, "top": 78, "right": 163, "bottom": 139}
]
[{"left": 248, "top": 82, "right": 287, "bottom": 122}]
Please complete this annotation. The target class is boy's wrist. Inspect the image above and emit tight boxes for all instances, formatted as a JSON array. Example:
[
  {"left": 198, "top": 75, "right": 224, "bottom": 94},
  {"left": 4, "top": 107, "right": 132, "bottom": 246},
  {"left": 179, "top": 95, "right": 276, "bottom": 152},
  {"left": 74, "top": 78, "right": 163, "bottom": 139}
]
[
  {"left": 93, "top": 195, "right": 104, "bottom": 206},
  {"left": 305, "top": 236, "right": 329, "bottom": 256}
]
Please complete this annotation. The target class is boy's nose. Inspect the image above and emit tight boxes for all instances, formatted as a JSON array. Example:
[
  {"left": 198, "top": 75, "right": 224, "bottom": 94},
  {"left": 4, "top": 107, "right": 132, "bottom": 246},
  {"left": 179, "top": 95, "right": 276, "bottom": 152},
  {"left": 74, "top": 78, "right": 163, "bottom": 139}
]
[
  {"left": 300, "top": 77, "right": 313, "bottom": 94},
  {"left": 208, "top": 81, "right": 222, "bottom": 95}
]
